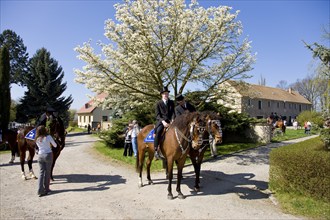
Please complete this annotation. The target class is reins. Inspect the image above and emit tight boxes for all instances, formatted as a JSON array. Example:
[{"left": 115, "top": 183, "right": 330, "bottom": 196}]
[{"left": 174, "top": 121, "right": 209, "bottom": 158}]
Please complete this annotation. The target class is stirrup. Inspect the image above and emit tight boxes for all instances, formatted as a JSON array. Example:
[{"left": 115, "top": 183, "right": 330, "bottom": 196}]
[{"left": 154, "top": 151, "right": 160, "bottom": 160}]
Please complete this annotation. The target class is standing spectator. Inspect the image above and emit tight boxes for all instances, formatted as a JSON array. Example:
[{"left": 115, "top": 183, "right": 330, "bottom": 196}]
[
  {"left": 306, "top": 121, "right": 312, "bottom": 135},
  {"left": 131, "top": 120, "right": 140, "bottom": 157},
  {"left": 292, "top": 120, "right": 298, "bottom": 130},
  {"left": 87, "top": 124, "right": 91, "bottom": 134},
  {"left": 123, "top": 124, "right": 133, "bottom": 156},
  {"left": 35, "top": 125, "right": 57, "bottom": 197},
  {"left": 97, "top": 123, "right": 101, "bottom": 132}
]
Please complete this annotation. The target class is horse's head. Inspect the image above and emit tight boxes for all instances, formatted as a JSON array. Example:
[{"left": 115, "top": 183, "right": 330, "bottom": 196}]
[
  {"left": 189, "top": 113, "right": 210, "bottom": 150},
  {"left": 48, "top": 117, "right": 66, "bottom": 148}
]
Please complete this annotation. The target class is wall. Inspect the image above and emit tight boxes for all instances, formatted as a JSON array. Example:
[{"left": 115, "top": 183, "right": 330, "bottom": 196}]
[{"left": 244, "top": 123, "right": 272, "bottom": 144}]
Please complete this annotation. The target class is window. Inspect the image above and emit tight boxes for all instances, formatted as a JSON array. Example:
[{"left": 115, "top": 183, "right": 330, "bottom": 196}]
[
  {"left": 284, "top": 102, "right": 286, "bottom": 109},
  {"left": 258, "top": 100, "right": 262, "bottom": 109},
  {"left": 277, "top": 102, "right": 280, "bottom": 108},
  {"left": 248, "top": 99, "right": 251, "bottom": 106},
  {"left": 299, "top": 105, "right": 302, "bottom": 112},
  {"left": 268, "top": 101, "right": 271, "bottom": 107},
  {"left": 102, "top": 116, "right": 108, "bottom": 122}
]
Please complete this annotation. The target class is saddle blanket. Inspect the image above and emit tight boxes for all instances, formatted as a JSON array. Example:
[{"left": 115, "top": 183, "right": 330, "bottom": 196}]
[
  {"left": 144, "top": 129, "right": 155, "bottom": 143},
  {"left": 25, "top": 128, "right": 36, "bottom": 140}
]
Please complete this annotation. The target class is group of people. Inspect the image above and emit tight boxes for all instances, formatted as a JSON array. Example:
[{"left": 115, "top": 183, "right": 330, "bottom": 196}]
[{"left": 123, "top": 120, "right": 141, "bottom": 157}]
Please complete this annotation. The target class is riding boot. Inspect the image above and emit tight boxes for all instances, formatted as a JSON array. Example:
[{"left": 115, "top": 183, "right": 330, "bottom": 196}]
[{"left": 154, "top": 136, "right": 160, "bottom": 160}]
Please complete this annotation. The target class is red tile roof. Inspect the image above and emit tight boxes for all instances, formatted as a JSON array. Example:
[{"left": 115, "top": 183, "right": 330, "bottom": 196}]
[{"left": 77, "top": 93, "right": 107, "bottom": 114}]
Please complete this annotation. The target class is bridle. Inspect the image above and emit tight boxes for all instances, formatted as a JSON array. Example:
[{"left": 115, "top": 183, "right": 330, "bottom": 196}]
[
  {"left": 174, "top": 120, "right": 209, "bottom": 156},
  {"left": 189, "top": 119, "right": 223, "bottom": 162}
]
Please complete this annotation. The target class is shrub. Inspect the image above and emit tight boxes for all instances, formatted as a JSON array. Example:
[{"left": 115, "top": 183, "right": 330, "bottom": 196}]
[
  {"left": 297, "top": 110, "right": 324, "bottom": 130},
  {"left": 269, "top": 137, "right": 330, "bottom": 202},
  {"left": 320, "top": 127, "right": 330, "bottom": 150}
]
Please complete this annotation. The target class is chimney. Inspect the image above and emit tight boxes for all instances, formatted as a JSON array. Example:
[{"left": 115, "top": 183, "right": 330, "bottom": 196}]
[
  {"left": 288, "top": 88, "right": 292, "bottom": 94},
  {"left": 85, "top": 103, "right": 89, "bottom": 109}
]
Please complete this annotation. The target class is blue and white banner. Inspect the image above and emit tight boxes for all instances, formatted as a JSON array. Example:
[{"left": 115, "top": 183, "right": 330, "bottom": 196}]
[
  {"left": 25, "top": 128, "right": 36, "bottom": 140},
  {"left": 144, "top": 129, "right": 155, "bottom": 143}
]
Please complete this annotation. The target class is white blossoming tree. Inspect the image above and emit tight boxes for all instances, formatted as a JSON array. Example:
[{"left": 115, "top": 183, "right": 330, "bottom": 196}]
[{"left": 74, "top": 0, "right": 256, "bottom": 111}]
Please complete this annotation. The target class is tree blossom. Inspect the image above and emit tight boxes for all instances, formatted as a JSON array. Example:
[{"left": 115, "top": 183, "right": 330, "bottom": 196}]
[{"left": 74, "top": 0, "right": 256, "bottom": 111}]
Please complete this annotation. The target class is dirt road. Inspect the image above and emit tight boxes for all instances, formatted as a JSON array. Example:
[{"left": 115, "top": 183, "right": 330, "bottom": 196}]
[{"left": 1, "top": 132, "right": 315, "bottom": 219}]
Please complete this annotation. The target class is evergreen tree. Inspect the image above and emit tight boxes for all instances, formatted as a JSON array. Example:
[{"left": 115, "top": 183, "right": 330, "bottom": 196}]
[
  {"left": 0, "top": 46, "right": 11, "bottom": 131},
  {"left": 0, "top": 30, "right": 29, "bottom": 85},
  {"left": 17, "top": 48, "right": 73, "bottom": 124}
]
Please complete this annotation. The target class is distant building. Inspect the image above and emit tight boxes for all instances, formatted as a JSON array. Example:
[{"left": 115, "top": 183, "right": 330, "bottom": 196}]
[
  {"left": 218, "top": 81, "right": 312, "bottom": 122},
  {"left": 77, "top": 93, "right": 112, "bottom": 130}
]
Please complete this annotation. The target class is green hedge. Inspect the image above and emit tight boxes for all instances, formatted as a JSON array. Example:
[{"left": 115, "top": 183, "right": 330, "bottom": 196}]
[{"left": 269, "top": 137, "right": 330, "bottom": 202}]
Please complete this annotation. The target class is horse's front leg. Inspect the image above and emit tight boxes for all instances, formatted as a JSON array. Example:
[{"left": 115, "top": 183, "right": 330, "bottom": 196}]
[
  {"left": 176, "top": 159, "right": 186, "bottom": 199},
  {"left": 191, "top": 158, "right": 201, "bottom": 192},
  {"left": 167, "top": 160, "right": 174, "bottom": 200}
]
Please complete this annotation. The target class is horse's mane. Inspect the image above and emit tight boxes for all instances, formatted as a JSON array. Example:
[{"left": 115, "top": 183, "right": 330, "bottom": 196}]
[{"left": 172, "top": 112, "right": 200, "bottom": 130}]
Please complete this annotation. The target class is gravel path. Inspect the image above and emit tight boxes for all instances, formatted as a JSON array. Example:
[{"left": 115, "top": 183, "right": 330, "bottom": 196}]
[{"left": 0, "top": 132, "right": 316, "bottom": 219}]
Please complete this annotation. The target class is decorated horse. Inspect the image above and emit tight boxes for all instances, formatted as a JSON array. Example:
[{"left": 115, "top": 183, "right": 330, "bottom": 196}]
[
  {"left": 188, "top": 111, "right": 223, "bottom": 192},
  {"left": 136, "top": 111, "right": 214, "bottom": 199},
  {"left": 17, "top": 117, "right": 66, "bottom": 180},
  {"left": 0, "top": 129, "right": 19, "bottom": 163}
]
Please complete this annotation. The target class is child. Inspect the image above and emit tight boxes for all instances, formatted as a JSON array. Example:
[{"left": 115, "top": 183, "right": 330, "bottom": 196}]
[{"left": 35, "top": 125, "right": 57, "bottom": 197}]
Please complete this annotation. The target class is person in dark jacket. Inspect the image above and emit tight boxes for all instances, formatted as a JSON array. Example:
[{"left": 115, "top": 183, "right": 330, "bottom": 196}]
[
  {"left": 36, "top": 107, "right": 56, "bottom": 131},
  {"left": 154, "top": 86, "right": 175, "bottom": 160},
  {"left": 175, "top": 94, "right": 196, "bottom": 116}
]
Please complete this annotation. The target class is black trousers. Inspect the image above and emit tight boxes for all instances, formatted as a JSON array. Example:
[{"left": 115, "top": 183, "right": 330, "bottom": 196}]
[
  {"left": 123, "top": 142, "right": 133, "bottom": 156},
  {"left": 154, "top": 124, "right": 164, "bottom": 151}
]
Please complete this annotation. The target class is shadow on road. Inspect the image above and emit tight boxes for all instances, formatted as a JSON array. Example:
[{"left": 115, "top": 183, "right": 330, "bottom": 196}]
[
  {"left": 149, "top": 170, "right": 269, "bottom": 200},
  {"left": 48, "top": 173, "right": 126, "bottom": 195}
]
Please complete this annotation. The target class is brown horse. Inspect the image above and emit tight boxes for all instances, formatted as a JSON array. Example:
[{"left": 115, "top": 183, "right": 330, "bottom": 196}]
[
  {"left": 17, "top": 126, "right": 38, "bottom": 180},
  {"left": 17, "top": 117, "right": 66, "bottom": 180},
  {"left": 1, "top": 129, "right": 19, "bottom": 163},
  {"left": 188, "top": 111, "right": 223, "bottom": 192},
  {"left": 136, "top": 112, "right": 211, "bottom": 199},
  {"left": 267, "top": 117, "right": 286, "bottom": 135}
]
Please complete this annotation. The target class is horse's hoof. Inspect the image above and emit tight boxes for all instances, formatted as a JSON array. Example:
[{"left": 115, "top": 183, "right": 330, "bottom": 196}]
[
  {"left": 8, "top": 160, "right": 14, "bottom": 164},
  {"left": 148, "top": 180, "right": 153, "bottom": 185},
  {"left": 194, "top": 187, "right": 200, "bottom": 192},
  {"left": 22, "top": 175, "right": 27, "bottom": 180},
  {"left": 178, "top": 194, "right": 186, "bottom": 199},
  {"left": 30, "top": 172, "right": 38, "bottom": 179},
  {"left": 138, "top": 183, "right": 143, "bottom": 188},
  {"left": 167, "top": 194, "right": 174, "bottom": 200}
]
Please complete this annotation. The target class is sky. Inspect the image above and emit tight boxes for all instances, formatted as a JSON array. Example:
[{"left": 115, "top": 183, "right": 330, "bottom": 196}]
[{"left": 1, "top": 0, "right": 329, "bottom": 110}]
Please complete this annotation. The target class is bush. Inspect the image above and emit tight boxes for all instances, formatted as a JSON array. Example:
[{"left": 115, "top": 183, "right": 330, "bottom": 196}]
[
  {"left": 297, "top": 110, "right": 324, "bottom": 130},
  {"left": 269, "top": 137, "right": 330, "bottom": 202},
  {"left": 320, "top": 127, "right": 330, "bottom": 150},
  {"left": 69, "top": 120, "right": 78, "bottom": 127}
]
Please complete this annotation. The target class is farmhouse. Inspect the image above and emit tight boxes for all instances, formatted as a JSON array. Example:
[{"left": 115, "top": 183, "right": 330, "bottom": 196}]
[
  {"left": 77, "top": 93, "right": 112, "bottom": 130},
  {"left": 218, "top": 81, "right": 312, "bottom": 123}
]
